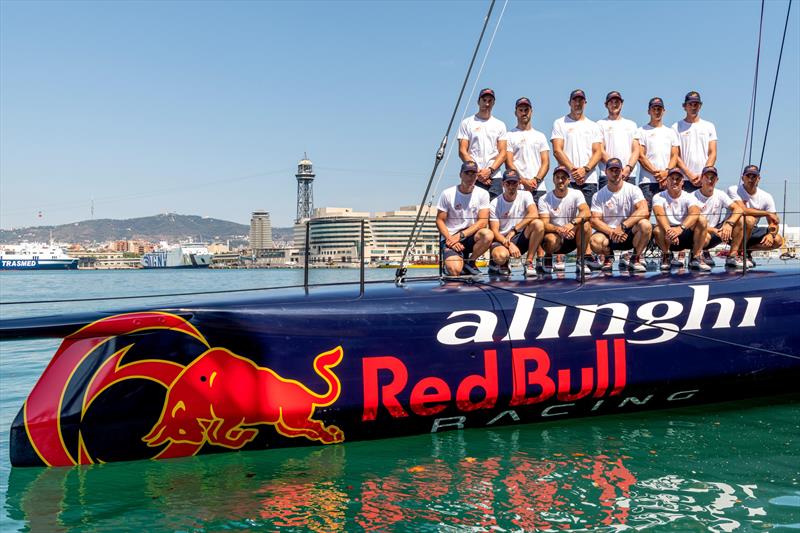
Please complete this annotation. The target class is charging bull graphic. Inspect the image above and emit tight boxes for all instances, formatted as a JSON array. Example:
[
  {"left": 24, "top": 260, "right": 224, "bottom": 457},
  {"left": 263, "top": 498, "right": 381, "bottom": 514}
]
[{"left": 17, "top": 312, "right": 344, "bottom": 467}]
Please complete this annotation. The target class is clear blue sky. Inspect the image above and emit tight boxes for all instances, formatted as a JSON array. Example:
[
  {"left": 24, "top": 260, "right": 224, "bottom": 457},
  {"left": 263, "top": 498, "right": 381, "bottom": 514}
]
[{"left": 1, "top": 0, "right": 798, "bottom": 230}]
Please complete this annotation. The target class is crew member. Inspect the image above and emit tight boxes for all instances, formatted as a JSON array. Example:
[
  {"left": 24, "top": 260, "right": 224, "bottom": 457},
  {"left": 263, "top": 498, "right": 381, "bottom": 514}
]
[
  {"left": 537, "top": 166, "right": 592, "bottom": 274},
  {"left": 673, "top": 91, "right": 717, "bottom": 192},
  {"left": 597, "top": 90, "right": 640, "bottom": 189},
  {"left": 552, "top": 89, "right": 603, "bottom": 268},
  {"left": 694, "top": 166, "right": 743, "bottom": 267},
  {"left": 488, "top": 169, "right": 543, "bottom": 276},
  {"left": 726, "top": 165, "right": 783, "bottom": 268},
  {"left": 589, "top": 158, "right": 651, "bottom": 272},
  {"left": 436, "top": 161, "right": 494, "bottom": 276},
  {"left": 652, "top": 168, "right": 709, "bottom": 271},
  {"left": 505, "top": 97, "right": 550, "bottom": 204},
  {"left": 458, "top": 88, "right": 508, "bottom": 199},
  {"left": 637, "top": 97, "right": 680, "bottom": 209}
]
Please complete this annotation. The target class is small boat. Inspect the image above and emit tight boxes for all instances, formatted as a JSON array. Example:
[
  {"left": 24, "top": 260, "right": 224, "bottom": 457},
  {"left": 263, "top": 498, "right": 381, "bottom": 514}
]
[
  {"left": 3, "top": 267, "right": 798, "bottom": 467},
  {"left": 0, "top": 242, "right": 78, "bottom": 270}
]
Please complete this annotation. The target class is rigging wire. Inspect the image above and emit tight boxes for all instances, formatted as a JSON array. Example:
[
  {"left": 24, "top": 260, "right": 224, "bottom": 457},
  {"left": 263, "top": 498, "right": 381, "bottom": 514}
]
[
  {"left": 742, "top": 0, "right": 766, "bottom": 170},
  {"left": 401, "top": 0, "right": 510, "bottom": 268},
  {"left": 759, "top": 0, "right": 793, "bottom": 168},
  {"left": 395, "top": 0, "right": 497, "bottom": 279}
]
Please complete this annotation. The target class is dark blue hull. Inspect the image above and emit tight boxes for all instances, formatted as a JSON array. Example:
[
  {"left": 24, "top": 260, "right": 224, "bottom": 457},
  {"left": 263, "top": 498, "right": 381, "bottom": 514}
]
[{"left": 4, "top": 268, "right": 799, "bottom": 466}]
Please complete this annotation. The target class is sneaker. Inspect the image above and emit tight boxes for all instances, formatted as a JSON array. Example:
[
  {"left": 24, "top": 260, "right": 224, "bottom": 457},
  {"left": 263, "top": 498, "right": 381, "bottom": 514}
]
[
  {"left": 488, "top": 261, "right": 501, "bottom": 275},
  {"left": 554, "top": 255, "right": 566, "bottom": 271},
  {"left": 618, "top": 252, "right": 629, "bottom": 270},
  {"left": 689, "top": 256, "right": 712, "bottom": 271},
  {"left": 462, "top": 261, "right": 482, "bottom": 276},
  {"left": 660, "top": 253, "right": 672, "bottom": 271},
  {"left": 670, "top": 252, "right": 684, "bottom": 268},
  {"left": 541, "top": 255, "right": 553, "bottom": 274},
  {"left": 725, "top": 254, "right": 744, "bottom": 268},
  {"left": 702, "top": 250, "right": 716, "bottom": 267},
  {"left": 746, "top": 252, "right": 756, "bottom": 268},
  {"left": 585, "top": 254, "right": 603, "bottom": 270},
  {"left": 601, "top": 256, "right": 614, "bottom": 271},
  {"left": 498, "top": 263, "right": 512, "bottom": 276},
  {"left": 576, "top": 263, "right": 591, "bottom": 275},
  {"left": 629, "top": 254, "right": 646, "bottom": 273}
]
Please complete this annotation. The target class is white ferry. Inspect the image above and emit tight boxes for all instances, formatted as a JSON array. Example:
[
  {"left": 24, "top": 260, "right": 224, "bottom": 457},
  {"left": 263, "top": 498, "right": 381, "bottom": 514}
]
[
  {"left": 0, "top": 243, "right": 78, "bottom": 270},
  {"left": 141, "top": 243, "right": 212, "bottom": 269}
]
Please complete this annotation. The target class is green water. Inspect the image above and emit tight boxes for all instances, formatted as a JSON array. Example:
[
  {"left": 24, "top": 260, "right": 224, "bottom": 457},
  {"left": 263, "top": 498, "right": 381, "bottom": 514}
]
[{"left": 1, "top": 269, "right": 799, "bottom": 531}]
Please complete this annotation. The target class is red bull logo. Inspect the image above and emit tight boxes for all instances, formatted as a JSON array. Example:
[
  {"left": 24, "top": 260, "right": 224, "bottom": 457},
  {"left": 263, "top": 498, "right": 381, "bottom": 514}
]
[{"left": 22, "top": 312, "right": 344, "bottom": 467}]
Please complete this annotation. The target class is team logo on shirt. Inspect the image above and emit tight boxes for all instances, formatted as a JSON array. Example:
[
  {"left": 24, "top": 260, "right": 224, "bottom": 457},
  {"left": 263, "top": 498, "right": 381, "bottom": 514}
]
[{"left": 455, "top": 203, "right": 463, "bottom": 210}]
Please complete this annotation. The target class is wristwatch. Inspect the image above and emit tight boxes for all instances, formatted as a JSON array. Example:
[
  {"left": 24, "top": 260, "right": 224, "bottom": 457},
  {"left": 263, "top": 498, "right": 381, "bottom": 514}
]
[
  {"left": 679, "top": 224, "right": 686, "bottom": 230},
  {"left": 624, "top": 164, "right": 633, "bottom": 171},
  {"left": 459, "top": 231, "right": 465, "bottom": 240},
  {"left": 724, "top": 221, "right": 734, "bottom": 227},
  {"left": 620, "top": 221, "right": 628, "bottom": 231},
  {"left": 582, "top": 166, "right": 591, "bottom": 173}
]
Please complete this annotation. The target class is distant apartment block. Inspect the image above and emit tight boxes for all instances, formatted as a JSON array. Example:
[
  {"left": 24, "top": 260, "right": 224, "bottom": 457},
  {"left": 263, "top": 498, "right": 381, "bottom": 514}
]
[
  {"left": 293, "top": 205, "right": 438, "bottom": 265},
  {"left": 249, "top": 210, "right": 274, "bottom": 251}
]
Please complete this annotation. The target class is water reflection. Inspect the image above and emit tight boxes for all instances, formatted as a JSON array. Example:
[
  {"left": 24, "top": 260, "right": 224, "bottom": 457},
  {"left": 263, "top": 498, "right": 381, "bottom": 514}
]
[{"left": 5, "top": 396, "right": 799, "bottom": 532}]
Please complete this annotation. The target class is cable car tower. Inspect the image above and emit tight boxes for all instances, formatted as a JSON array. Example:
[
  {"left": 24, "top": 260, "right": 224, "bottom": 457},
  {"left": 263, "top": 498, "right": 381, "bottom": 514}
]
[{"left": 295, "top": 154, "right": 315, "bottom": 223}]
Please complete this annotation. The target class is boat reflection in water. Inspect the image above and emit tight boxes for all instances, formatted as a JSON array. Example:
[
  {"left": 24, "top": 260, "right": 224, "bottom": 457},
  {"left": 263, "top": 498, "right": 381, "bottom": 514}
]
[{"left": 7, "top": 395, "right": 798, "bottom": 532}]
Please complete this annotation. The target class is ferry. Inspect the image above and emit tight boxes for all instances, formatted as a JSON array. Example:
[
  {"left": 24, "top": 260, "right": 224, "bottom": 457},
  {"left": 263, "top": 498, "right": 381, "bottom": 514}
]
[
  {"left": 0, "top": 243, "right": 78, "bottom": 270},
  {"left": 141, "top": 244, "right": 212, "bottom": 269}
]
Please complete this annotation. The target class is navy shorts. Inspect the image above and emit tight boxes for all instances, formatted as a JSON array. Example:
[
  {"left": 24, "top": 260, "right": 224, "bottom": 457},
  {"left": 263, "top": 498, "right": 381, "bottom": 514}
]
[
  {"left": 555, "top": 235, "right": 578, "bottom": 254},
  {"left": 682, "top": 181, "right": 700, "bottom": 193},
  {"left": 569, "top": 182, "right": 598, "bottom": 206},
  {"left": 668, "top": 227, "right": 695, "bottom": 251},
  {"left": 639, "top": 183, "right": 662, "bottom": 210},
  {"left": 608, "top": 226, "right": 635, "bottom": 251},
  {"left": 491, "top": 232, "right": 530, "bottom": 255},
  {"left": 705, "top": 223, "right": 726, "bottom": 249},
  {"left": 531, "top": 191, "right": 546, "bottom": 205},
  {"left": 746, "top": 226, "right": 771, "bottom": 249},
  {"left": 477, "top": 178, "right": 503, "bottom": 200},
  {"left": 442, "top": 234, "right": 477, "bottom": 260}
]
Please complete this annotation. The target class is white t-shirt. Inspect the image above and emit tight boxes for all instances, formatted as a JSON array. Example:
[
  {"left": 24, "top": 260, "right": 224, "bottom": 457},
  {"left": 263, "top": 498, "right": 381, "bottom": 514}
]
[
  {"left": 506, "top": 127, "right": 549, "bottom": 191},
  {"left": 638, "top": 124, "right": 680, "bottom": 184},
  {"left": 727, "top": 184, "right": 776, "bottom": 212},
  {"left": 672, "top": 119, "right": 718, "bottom": 176},
  {"left": 591, "top": 182, "right": 646, "bottom": 228},
  {"left": 538, "top": 188, "right": 587, "bottom": 227},
  {"left": 490, "top": 190, "right": 535, "bottom": 234},
  {"left": 437, "top": 185, "right": 491, "bottom": 234},
  {"left": 597, "top": 117, "right": 640, "bottom": 178},
  {"left": 652, "top": 190, "right": 702, "bottom": 226},
  {"left": 457, "top": 114, "right": 508, "bottom": 179},
  {"left": 551, "top": 115, "right": 603, "bottom": 185},
  {"left": 694, "top": 188, "right": 734, "bottom": 227}
]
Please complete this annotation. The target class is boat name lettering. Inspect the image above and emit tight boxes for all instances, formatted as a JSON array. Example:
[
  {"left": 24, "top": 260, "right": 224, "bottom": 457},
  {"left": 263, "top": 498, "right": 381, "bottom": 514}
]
[{"left": 435, "top": 285, "right": 762, "bottom": 346}]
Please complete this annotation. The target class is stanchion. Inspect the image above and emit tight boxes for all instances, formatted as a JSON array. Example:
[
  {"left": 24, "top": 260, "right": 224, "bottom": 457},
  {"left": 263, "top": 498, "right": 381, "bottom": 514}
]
[
  {"left": 304, "top": 221, "right": 310, "bottom": 291},
  {"left": 359, "top": 219, "right": 366, "bottom": 296},
  {"left": 742, "top": 215, "right": 748, "bottom": 275},
  {"left": 578, "top": 221, "right": 586, "bottom": 285}
]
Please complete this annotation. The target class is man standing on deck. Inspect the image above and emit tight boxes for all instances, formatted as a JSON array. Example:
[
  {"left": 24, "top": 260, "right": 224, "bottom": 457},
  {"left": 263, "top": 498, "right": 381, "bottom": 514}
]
[
  {"left": 652, "top": 168, "right": 709, "bottom": 271},
  {"left": 436, "top": 161, "right": 494, "bottom": 276},
  {"left": 488, "top": 169, "right": 544, "bottom": 276},
  {"left": 726, "top": 165, "right": 783, "bottom": 268},
  {"left": 672, "top": 91, "right": 717, "bottom": 193},
  {"left": 458, "top": 88, "right": 508, "bottom": 199},
  {"left": 694, "top": 166, "right": 744, "bottom": 267},
  {"left": 551, "top": 89, "right": 603, "bottom": 269},
  {"left": 537, "top": 166, "right": 592, "bottom": 274},
  {"left": 597, "top": 91, "right": 640, "bottom": 189},
  {"left": 505, "top": 97, "right": 550, "bottom": 204},
  {"left": 589, "top": 158, "right": 651, "bottom": 272},
  {"left": 637, "top": 97, "right": 680, "bottom": 209}
]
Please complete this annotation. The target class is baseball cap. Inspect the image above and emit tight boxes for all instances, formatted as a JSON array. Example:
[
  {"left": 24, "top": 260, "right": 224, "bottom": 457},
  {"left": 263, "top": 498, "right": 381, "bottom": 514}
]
[
  {"left": 742, "top": 164, "right": 760, "bottom": 176},
  {"left": 684, "top": 91, "right": 702, "bottom": 104},
  {"left": 702, "top": 166, "right": 718, "bottom": 176},
  {"left": 479, "top": 88, "right": 495, "bottom": 99},
  {"left": 515, "top": 97, "right": 532, "bottom": 108},
  {"left": 569, "top": 89, "right": 586, "bottom": 100},
  {"left": 502, "top": 169, "right": 520, "bottom": 182},
  {"left": 553, "top": 165, "right": 570, "bottom": 177},
  {"left": 605, "top": 91, "right": 623, "bottom": 103},
  {"left": 667, "top": 167, "right": 684, "bottom": 177},
  {"left": 648, "top": 97, "right": 665, "bottom": 108},
  {"left": 606, "top": 158, "right": 623, "bottom": 170},
  {"left": 461, "top": 161, "right": 478, "bottom": 173}
]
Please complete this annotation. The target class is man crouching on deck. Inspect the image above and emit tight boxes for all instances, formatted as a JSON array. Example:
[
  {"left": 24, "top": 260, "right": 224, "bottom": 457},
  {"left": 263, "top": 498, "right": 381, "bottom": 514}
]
[
  {"left": 436, "top": 161, "right": 494, "bottom": 276},
  {"left": 537, "top": 165, "right": 591, "bottom": 274},
  {"left": 488, "top": 169, "right": 543, "bottom": 276},
  {"left": 652, "top": 168, "right": 708, "bottom": 271},
  {"left": 589, "top": 158, "right": 651, "bottom": 272}
]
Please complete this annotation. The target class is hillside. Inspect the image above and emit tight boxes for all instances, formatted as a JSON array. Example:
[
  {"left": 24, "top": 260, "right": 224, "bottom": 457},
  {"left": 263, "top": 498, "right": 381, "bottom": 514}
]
[{"left": 0, "top": 213, "right": 256, "bottom": 244}]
